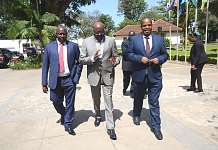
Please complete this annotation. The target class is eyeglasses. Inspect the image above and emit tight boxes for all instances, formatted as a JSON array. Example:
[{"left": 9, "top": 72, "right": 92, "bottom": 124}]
[{"left": 94, "top": 31, "right": 104, "bottom": 35}]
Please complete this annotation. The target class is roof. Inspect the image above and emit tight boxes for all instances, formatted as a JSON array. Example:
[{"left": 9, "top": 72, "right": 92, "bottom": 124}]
[{"left": 113, "top": 19, "right": 182, "bottom": 36}]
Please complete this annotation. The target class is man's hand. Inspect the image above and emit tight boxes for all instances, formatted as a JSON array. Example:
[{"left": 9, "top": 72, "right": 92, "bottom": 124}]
[
  {"left": 108, "top": 54, "right": 116, "bottom": 65},
  {"left": 94, "top": 49, "right": 101, "bottom": 61},
  {"left": 191, "top": 65, "right": 197, "bottom": 70},
  {"left": 141, "top": 57, "right": 150, "bottom": 64},
  {"left": 150, "top": 58, "right": 159, "bottom": 65},
  {"left": 42, "top": 86, "right": 48, "bottom": 93}
]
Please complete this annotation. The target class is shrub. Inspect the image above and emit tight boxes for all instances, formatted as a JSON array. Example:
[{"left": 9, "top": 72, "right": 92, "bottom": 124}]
[
  {"left": 164, "top": 38, "right": 170, "bottom": 47},
  {"left": 9, "top": 54, "right": 42, "bottom": 70}
]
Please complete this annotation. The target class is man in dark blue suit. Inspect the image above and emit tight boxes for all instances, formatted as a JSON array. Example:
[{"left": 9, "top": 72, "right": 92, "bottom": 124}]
[
  {"left": 126, "top": 17, "right": 168, "bottom": 140},
  {"left": 42, "top": 26, "right": 82, "bottom": 135}
]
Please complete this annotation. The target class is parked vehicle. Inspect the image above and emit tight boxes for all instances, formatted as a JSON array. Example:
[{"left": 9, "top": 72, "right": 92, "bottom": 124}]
[
  {"left": 0, "top": 48, "right": 12, "bottom": 67},
  {"left": 26, "top": 48, "right": 37, "bottom": 57},
  {"left": 11, "top": 51, "right": 24, "bottom": 61}
]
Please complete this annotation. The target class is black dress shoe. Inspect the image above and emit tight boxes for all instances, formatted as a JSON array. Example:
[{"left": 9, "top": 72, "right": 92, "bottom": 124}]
[
  {"left": 65, "top": 127, "right": 76, "bottom": 135},
  {"left": 194, "top": 90, "right": 203, "bottom": 93},
  {"left": 123, "top": 89, "right": 126, "bottom": 95},
  {"left": 61, "top": 115, "right": 64, "bottom": 125},
  {"left": 107, "top": 129, "right": 117, "bottom": 140},
  {"left": 187, "top": 88, "right": 196, "bottom": 91},
  {"left": 152, "top": 129, "right": 163, "bottom": 140},
  {"left": 133, "top": 117, "right": 140, "bottom": 125},
  {"left": 94, "top": 117, "right": 101, "bottom": 127}
]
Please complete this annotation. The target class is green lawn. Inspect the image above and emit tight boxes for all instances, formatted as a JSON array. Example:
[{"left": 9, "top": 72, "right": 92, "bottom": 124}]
[
  {"left": 117, "top": 43, "right": 218, "bottom": 59},
  {"left": 167, "top": 44, "right": 218, "bottom": 59}
]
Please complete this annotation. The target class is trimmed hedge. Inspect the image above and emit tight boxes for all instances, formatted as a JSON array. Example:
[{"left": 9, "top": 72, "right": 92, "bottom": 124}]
[{"left": 169, "top": 54, "right": 217, "bottom": 64}]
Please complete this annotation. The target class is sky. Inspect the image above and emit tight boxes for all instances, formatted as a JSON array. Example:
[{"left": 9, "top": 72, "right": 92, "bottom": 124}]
[{"left": 80, "top": 0, "right": 159, "bottom": 26}]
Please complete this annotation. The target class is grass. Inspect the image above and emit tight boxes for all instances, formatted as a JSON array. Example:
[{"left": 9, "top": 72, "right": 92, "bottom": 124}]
[
  {"left": 167, "top": 43, "right": 218, "bottom": 59},
  {"left": 118, "top": 43, "right": 218, "bottom": 59}
]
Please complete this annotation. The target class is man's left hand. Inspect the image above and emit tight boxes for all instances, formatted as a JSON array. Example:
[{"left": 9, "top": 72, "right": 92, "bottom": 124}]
[
  {"left": 150, "top": 58, "right": 159, "bottom": 65},
  {"left": 108, "top": 54, "right": 116, "bottom": 65}
]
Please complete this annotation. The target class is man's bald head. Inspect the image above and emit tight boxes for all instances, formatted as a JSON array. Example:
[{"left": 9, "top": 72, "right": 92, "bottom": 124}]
[
  {"left": 93, "top": 22, "right": 104, "bottom": 30},
  {"left": 93, "top": 22, "right": 105, "bottom": 42},
  {"left": 56, "top": 26, "right": 67, "bottom": 43}
]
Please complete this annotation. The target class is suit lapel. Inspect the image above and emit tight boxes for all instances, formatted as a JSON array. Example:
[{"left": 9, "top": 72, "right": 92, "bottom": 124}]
[
  {"left": 91, "top": 36, "right": 97, "bottom": 51},
  {"left": 139, "top": 33, "right": 146, "bottom": 55}
]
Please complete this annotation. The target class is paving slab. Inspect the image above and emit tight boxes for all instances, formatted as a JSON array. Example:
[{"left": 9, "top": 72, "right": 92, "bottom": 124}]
[{"left": 0, "top": 60, "right": 218, "bottom": 150}]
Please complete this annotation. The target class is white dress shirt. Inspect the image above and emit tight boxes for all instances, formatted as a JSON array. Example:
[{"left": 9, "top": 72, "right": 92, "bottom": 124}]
[
  {"left": 143, "top": 35, "right": 152, "bottom": 53},
  {"left": 57, "top": 39, "right": 70, "bottom": 77}
]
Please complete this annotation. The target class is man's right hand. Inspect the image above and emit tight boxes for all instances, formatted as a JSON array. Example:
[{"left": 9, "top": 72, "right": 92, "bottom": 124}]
[
  {"left": 141, "top": 57, "right": 150, "bottom": 64},
  {"left": 42, "top": 86, "right": 48, "bottom": 93},
  {"left": 94, "top": 49, "right": 101, "bottom": 61}
]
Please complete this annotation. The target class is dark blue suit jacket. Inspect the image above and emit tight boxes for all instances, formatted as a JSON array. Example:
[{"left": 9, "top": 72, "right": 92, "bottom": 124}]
[
  {"left": 126, "top": 33, "right": 168, "bottom": 83},
  {"left": 42, "top": 40, "right": 82, "bottom": 89}
]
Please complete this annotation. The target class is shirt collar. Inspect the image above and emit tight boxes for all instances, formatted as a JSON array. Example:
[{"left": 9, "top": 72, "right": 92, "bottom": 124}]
[
  {"left": 56, "top": 39, "right": 66, "bottom": 45},
  {"left": 143, "top": 34, "right": 152, "bottom": 39},
  {"left": 94, "top": 37, "right": 105, "bottom": 44}
]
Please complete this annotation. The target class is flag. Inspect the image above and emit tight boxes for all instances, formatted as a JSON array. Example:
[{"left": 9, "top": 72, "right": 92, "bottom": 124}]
[
  {"left": 179, "top": 0, "right": 187, "bottom": 17},
  {"left": 167, "top": 0, "right": 178, "bottom": 12},
  {"left": 191, "top": 0, "right": 198, "bottom": 7},
  {"left": 201, "top": 0, "right": 207, "bottom": 10}
]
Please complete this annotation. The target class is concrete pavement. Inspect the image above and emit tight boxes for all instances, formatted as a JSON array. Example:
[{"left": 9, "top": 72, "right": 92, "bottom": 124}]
[{"left": 0, "top": 60, "right": 218, "bottom": 150}]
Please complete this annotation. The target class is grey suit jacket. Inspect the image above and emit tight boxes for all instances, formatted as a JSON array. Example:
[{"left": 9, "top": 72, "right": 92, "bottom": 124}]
[{"left": 79, "top": 36, "right": 120, "bottom": 86}]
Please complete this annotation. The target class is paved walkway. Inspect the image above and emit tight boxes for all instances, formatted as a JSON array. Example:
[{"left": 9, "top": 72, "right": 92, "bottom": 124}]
[{"left": 0, "top": 60, "right": 218, "bottom": 150}]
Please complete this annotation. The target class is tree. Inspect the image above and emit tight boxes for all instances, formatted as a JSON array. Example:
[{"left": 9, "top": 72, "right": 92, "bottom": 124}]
[
  {"left": 98, "top": 14, "right": 115, "bottom": 36},
  {"left": 32, "top": 0, "right": 96, "bottom": 26},
  {"left": 0, "top": 0, "right": 97, "bottom": 30},
  {"left": 69, "top": 10, "right": 115, "bottom": 39},
  {"left": 5, "top": 1, "right": 60, "bottom": 52},
  {"left": 69, "top": 10, "right": 101, "bottom": 39},
  {"left": 140, "top": 6, "right": 167, "bottom": 22},
  {"left": 116, "top": 18, "right": 139, "bottom": 31},
  {"left": 117, "top": 0, "right": 148, "bottom": 22}
]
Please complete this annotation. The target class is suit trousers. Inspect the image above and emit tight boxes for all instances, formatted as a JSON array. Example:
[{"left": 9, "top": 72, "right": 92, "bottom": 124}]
[
  {"left": 190, "top": 63, "right": 205, "bottom": 91},
  {"left": 50, "top": 76, "right": 76, "bottom": 128},
  {"left": 133, "top": 75, "right": 162, "bottom": 130},
  {"left": 122, "top": 70, "right": 134, "bottom": 95},
  {"left": 90, "top": 80, "right": 115, "bottom": 129}
]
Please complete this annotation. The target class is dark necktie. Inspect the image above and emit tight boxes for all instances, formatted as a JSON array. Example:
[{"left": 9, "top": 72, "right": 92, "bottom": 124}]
[
  {"left": 59, "top": 43, "right": 64, "bottom": 72},
  {"left": 145, "top": 36, "right": 150, "bottom": 55}
]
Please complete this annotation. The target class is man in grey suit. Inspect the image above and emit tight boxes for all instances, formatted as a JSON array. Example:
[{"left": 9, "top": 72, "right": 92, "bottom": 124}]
[{"left": 79, "top": 22, "right": 120, "bottom": 140}]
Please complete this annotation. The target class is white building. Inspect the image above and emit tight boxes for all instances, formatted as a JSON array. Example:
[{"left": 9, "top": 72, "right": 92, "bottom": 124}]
[
  {"left": 113, "top": 19, "right": 182, "bottom": 48},
  {"left": 0, "top": 39, "right": 31, "bottom": 53}
]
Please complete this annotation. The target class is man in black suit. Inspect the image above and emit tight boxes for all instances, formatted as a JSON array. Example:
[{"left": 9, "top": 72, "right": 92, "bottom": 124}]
[
  {"left": 122, "top": 31, "right": 135, "bottom": 98},
  {"left": 187, "top": 33, "right": 208, "bottom": 92},
  {"left": 122, "top": 31, "right": 148, "bottom": 99}
]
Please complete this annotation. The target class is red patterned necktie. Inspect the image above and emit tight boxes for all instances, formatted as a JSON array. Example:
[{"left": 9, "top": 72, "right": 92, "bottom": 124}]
[
  {"left": 145, "top": 36, "right": 150, "bottom": 55},
  {"left": 59, "top": 43, "right": 64, "bottom": 72}
]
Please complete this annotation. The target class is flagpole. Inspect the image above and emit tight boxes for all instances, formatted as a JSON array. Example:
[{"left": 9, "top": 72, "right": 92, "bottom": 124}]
[
  {"left": 205, "top": 0, "right": 209, "bottom": 52},
  {"left": 176, "top": 0, "right": 179, "bottom": 61},
  {"left": 169, "top": 10, "right": 172, "bottom": 60},
  {"left": 194, "top": 8, "right": 197, "bottom": 32},
  {"left": 184, "top": 0, "right": 189, "bottom": 62}
]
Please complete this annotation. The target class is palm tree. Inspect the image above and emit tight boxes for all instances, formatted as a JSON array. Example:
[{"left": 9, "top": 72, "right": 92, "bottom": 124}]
[{"left": 5, "top": 0, "right": 60, "bottom": 55}]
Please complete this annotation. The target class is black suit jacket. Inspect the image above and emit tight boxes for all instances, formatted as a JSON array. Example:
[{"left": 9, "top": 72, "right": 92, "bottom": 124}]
[
  {"left": 190, "top": 39, "right": 208, "bottom": 66},
  {"left": 121, "top": 38, "right": 133, "bottom": 71}
]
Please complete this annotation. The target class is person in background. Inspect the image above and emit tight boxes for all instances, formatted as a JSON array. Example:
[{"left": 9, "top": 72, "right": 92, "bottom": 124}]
[
  {"left": 122, "top": 31, "right": 148, "bottom": 99},
  {"left": 121, "top": 31, "right": 135, "bottom": 98},
  {"left": 126, "top": 17, "right": 168, "bottom": 140},
  {"left": 79, "top": 22, "right": 120, "bottom": 140},
  {"left": 42, "top": 26, "right": 82, "bottom": 136},
  {"left": 187, "top": 33, "right": 208, "bottom": 92}
]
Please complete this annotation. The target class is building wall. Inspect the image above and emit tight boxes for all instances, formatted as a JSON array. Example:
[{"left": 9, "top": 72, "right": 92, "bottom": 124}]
[
  {"left": 0, "top": 39, "right": 31, "bottom": 53},
  {"left": 114, "top": 32, "right": 181, "bottom": 48}
]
